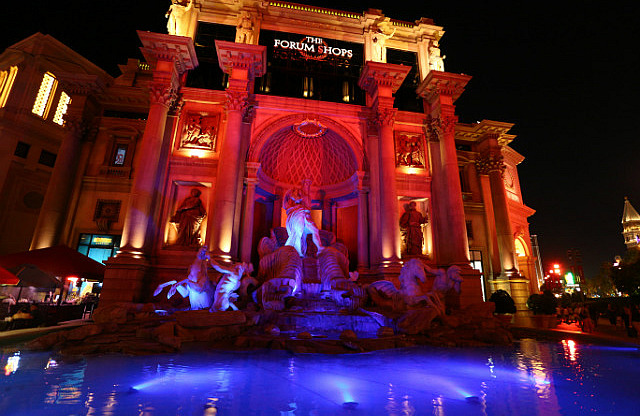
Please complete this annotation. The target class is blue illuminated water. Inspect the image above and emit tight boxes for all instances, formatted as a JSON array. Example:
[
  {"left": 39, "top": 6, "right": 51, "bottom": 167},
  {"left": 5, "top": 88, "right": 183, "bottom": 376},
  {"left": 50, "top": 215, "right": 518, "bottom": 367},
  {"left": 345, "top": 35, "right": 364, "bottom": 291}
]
[{"left": 1, "top": 338, "right": 638, "bottom": 415}]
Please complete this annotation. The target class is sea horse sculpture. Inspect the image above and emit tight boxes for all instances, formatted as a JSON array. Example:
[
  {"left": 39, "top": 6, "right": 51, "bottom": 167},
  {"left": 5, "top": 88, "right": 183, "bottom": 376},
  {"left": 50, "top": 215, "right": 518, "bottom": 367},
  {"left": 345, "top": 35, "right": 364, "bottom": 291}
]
[
  {"left": 367, "top": 259, "right": 462, "bottom": 312},
  {"left": 153, "top": 246, "right": 216, "bottom": 310}
]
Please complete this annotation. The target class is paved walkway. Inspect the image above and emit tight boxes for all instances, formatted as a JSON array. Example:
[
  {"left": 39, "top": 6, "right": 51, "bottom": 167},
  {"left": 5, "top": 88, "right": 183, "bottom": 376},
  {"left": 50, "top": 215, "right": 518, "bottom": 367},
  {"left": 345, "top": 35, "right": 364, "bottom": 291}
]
[
  {"left": 0, "top": 319, "right": 88, "bottom": 347},
  {"left": 512, "top": 314, "right": 640, "bottom": 347}
]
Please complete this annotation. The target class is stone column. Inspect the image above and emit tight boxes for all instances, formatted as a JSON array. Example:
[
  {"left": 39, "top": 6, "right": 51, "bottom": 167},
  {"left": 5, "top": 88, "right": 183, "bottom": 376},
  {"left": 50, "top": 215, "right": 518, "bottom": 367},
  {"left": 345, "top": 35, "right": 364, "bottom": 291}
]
[
  {"left": 476, "top": 138, "right": 519, "bottom": 277},
  {"left": 31, "top": 74, "right": 104, "bottom": 249},
  {"left": 356, "top": 172, "right": 370, "bottom": 271},
  {"left": 118, "top": 32, "right": 197, "bottom": 255},
  {"left": 476, "top": 135, "right": 529, "bottom": 309},
  {"left": 208, "top": 41, "right": 265, "bottom": 261},
  {"left": 418, "top": 71, "right": 471, "bottom": 266},
  {"left": 239, "top": 162, "right": 259, "bottom": 263},
  {"left": 358, "top": 61, "right": 409, "bottom": 275},
  {"left": 101, "top": 32, "right": 197, "bottom": 304},
  {"left": 418, "top": 72, "right": 485, "bottom": 307}
]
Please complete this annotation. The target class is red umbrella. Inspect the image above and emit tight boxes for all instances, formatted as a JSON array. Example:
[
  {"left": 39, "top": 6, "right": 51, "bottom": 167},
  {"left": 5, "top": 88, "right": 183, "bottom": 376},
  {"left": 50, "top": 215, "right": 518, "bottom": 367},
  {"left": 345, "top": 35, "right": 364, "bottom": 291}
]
[
  {"left": 0, "top": 265, "right": 19, "bottom": 285},
  {"left": 0, "top": 245, "right": 105, "bottom": 281}
]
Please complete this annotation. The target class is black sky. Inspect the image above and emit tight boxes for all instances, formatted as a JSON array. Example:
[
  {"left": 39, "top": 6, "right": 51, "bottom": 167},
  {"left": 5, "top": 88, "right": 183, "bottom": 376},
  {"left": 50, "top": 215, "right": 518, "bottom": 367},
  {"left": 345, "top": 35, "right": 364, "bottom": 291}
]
[{"left": 2, "top": 1, "right": 639, "bottom": 278}]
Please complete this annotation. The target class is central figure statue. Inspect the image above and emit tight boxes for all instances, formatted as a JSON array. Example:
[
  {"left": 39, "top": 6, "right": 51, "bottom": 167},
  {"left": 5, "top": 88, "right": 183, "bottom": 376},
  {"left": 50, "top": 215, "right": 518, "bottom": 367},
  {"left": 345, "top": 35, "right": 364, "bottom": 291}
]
[{"left": 283, "top": 179, "right": 323, "bottom": 257}]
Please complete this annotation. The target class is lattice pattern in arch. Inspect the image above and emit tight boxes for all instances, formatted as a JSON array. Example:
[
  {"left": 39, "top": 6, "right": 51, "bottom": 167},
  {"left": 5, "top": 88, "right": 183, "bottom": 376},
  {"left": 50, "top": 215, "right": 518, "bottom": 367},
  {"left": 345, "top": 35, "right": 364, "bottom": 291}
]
[{"left": 259, "top": 126, "right": 357, "bottom": 186}]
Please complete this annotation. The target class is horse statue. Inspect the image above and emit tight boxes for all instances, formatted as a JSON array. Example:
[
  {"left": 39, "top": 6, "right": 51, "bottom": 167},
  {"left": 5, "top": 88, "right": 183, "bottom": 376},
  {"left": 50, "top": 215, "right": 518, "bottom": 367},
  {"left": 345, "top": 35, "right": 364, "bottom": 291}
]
[
  {"left": 367, "top": 259, "right": 462, "bottom": 313},
  {"left": 153, "top": 246, "right": 216, "bottom": 310}
]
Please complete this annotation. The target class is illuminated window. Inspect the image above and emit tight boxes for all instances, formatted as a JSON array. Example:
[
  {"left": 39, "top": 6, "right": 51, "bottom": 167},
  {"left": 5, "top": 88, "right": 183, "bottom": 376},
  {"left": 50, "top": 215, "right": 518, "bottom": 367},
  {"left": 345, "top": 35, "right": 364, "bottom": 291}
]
[
  {"left": 0, "top": 66, "right": 18, "bottom": 108},
  {"left": 470, "top": 250, "right": 483, "bottom": 274},
  {"left": 112, "top": 144, "right": 127, "bottom": 166},
  {"left": 302, "top": 76, "right": 314, "bottom": 98},
  {"left": 52, "top": 91, "right": 71, "bottom": 125},
  {"left": 32, "top": 72, "right": 57, "bottom": 118},
  {"left": 77, "top": 233, "right": 121, "bottom": 264}
]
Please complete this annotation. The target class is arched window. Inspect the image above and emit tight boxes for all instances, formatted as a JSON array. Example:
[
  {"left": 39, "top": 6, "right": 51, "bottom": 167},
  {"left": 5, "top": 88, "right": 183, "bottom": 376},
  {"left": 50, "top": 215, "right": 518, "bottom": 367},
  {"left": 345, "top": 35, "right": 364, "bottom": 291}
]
[
  {"left": 32, "top": 72, "right": 57, "bottom": 118},
  {"left": 514, "top": 236, "right": 529, "bottom": 257},
  {"left": 0, "top": 66, "right": 18, "bottom": 108}
]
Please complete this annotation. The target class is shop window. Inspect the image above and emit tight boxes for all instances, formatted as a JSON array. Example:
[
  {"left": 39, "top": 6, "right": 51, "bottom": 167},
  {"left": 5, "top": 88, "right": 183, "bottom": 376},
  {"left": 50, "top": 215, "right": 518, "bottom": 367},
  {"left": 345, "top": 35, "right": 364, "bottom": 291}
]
[
  {"left": 14, "top": 141, "right": 30, "bottom": 158},
  {"left": 77, "top": 233, "right": 121, "bottom": 264},
  {"left": 38, "top": 150, "right": 57, "bottom": 167},
  {"left": 0, "top": 66, "right": 18, "bottom": 108},
  {"left": 52, "top": 91, "right": 71, "bottom": 125},
  {"left": 32, "top": 72, "right": 57, "bottom": 118}
]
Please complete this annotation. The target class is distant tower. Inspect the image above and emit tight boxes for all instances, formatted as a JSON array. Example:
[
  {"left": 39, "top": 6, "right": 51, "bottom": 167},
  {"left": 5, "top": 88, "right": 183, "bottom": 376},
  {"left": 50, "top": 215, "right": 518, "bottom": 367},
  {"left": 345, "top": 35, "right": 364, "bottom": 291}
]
[{"left": 622, "top": 197, "right": 640, "bottom": 249}]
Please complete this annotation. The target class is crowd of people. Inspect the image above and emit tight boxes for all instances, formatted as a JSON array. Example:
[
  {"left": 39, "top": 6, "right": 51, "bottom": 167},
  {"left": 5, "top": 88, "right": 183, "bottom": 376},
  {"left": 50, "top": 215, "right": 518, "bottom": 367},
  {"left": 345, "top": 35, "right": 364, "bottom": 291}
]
[{"left": 557, "top": 299, "right": 640, "bottom": 337}]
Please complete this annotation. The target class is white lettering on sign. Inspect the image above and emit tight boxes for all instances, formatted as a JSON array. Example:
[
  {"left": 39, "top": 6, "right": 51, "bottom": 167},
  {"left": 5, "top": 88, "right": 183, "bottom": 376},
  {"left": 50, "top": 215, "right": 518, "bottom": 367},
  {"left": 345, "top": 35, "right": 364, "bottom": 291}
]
[{"left": 273, "top": 36, "right": 353, "bottom": 60}]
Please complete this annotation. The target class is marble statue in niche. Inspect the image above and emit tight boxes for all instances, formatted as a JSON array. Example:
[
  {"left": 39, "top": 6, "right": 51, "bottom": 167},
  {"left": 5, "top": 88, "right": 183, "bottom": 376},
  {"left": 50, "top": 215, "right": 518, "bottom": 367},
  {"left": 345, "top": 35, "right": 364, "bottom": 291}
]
[
  {"left": 171, "top": 188, "right": 206, "bottom": 247},
  {"left": 399, "top": 201, "right": 428, "bottom": 255},
  {"left": 166, "top": 0, "right": 194, "bottom": 37}
]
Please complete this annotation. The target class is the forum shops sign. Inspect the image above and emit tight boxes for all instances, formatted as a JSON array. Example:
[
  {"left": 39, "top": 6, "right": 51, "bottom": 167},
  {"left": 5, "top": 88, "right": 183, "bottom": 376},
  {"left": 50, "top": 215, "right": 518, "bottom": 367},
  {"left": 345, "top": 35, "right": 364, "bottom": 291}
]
[{"left": 273, "top": 36, "right": 353, "bottom": 60}]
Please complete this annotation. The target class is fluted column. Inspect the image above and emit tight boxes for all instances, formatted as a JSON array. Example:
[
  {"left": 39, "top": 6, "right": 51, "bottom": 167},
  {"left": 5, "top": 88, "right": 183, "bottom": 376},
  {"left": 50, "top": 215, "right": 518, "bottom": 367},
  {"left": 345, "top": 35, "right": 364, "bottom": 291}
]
[
  {"left": 475, "top": 141, "right": 519, "bottom": 277},
  {"left": 209, "top": 41, "right": 265, "bottom": 261},
  {"left": 118, "top": 32, "right": 197, "bottom": 255},
  {"left": 31, "top": 74, "right": 104, "bottom": 249},
  {"left": 359, "top": 62, "right": 410, "bottom": 273},
  {"left": 356, "top": 172, "right": 370, "bottom": 270},
  {"left": 418, "top": 71, "right": 471, "bottom": 266},
  {"left": 239, "top": 162, "right": 259, "bottom": 263},
  {"left": 101, "top": 32, "right": 197, "bottom": 305}
]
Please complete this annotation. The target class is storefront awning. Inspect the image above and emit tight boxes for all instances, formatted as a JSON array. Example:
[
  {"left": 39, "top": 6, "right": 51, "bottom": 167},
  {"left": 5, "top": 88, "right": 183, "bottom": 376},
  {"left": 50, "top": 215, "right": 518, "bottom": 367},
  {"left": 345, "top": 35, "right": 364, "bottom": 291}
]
[{"left": 0, "top": 245, "right": 106, "bottom": 282}]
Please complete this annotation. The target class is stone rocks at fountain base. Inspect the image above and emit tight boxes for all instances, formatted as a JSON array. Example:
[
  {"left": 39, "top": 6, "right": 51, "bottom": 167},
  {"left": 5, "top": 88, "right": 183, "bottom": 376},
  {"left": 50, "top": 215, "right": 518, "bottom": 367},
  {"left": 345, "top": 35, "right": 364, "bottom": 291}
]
[{"left": 21, "top": 300, "right": 514, "bottom": 356}]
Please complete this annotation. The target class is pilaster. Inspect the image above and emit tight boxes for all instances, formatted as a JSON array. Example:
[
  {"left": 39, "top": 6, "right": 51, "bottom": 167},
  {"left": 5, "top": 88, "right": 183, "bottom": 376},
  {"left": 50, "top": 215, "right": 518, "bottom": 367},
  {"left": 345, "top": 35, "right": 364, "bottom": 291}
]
[{"left": 30, "top": 74, "right": 105, "bottom": 250}]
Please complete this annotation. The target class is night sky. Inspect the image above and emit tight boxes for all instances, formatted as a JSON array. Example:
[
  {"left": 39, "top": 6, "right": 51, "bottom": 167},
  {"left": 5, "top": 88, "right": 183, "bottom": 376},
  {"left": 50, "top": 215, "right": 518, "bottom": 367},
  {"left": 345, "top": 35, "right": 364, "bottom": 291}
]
[{"left": 2, "top": 1, "right": 639, "bottom": 279}]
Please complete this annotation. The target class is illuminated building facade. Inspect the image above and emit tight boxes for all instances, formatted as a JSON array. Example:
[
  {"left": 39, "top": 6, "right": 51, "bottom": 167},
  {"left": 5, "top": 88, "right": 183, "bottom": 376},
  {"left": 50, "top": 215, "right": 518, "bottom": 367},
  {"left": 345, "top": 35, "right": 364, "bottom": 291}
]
[
  {"left": 622, "top": 197, "right": 640, "bottom": 249},
  {"left": 0, "top": 1, "right": 540, "bottom": 308}
]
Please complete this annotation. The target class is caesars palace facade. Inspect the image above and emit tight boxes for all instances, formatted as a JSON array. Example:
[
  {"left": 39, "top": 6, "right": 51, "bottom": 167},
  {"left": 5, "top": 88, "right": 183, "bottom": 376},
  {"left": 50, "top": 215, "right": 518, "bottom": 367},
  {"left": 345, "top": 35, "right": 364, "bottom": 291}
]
[{"left": 0, "top": 1, "right": 542, "bottom": 309}]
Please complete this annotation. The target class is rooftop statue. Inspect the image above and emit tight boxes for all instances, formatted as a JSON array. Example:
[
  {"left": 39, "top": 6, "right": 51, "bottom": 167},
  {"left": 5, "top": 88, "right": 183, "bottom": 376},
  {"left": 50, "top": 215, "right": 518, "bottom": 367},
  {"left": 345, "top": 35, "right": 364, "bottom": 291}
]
[
  {"left": 283, "top": 179, "right": 323, "bottom": 257},
  {"left": 370, "top": 24, "right": 396, "bottom": 63},
  {"left": 235, "top": 11, "right": 255, "bottom": 44},
  {"left": 166, "top": 0, "right": 194, "bottom": 37},
  {"left": 429, "top": 41, "right": 446, "bottom": 72},
  {"left": 171, "top": 188, "right": 206, "bottom": 247}
]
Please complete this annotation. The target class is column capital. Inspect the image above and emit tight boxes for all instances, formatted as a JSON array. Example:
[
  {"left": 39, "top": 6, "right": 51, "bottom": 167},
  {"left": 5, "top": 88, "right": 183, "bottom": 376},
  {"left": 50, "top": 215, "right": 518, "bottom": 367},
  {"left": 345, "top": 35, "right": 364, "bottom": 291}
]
[
  {"left": 358, "top": 61, "right": 410, "bottom": 97},
  {"left": 137, "top": 31, "right": 199, "bottom": 75},
  {"left": 215, "top": 40, "right": 266, "bottom": 79},
  {"left": 417, "top": 71, "right": 471, "bottom": 104},
  {"left": 475, "top": 153, "right": 506, "bottom": 175}
]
